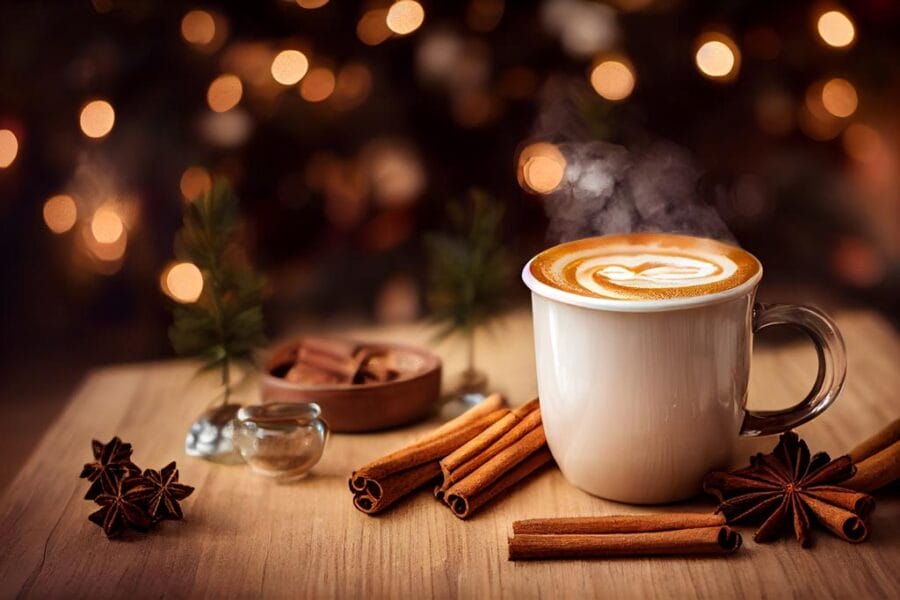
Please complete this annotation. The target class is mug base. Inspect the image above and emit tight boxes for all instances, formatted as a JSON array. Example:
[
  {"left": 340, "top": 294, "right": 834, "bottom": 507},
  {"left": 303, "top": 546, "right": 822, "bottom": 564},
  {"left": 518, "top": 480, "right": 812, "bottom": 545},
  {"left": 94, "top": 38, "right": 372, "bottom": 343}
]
[{"left": 565, "top": 476, "right": 704, "bottom": 505}]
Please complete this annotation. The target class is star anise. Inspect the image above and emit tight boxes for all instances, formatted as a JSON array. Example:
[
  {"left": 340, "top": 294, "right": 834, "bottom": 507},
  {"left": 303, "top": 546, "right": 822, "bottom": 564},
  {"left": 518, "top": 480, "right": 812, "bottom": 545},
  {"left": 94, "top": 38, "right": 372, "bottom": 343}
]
[
  {"left": 88, "top": 475, "right": 154, "bottom": 538},
  {"left": 142, "top": 462, "right": 195, "bottom": 521},
  {"left": 79, "top": 437, "right": 141, "bottom": 500},
  {"left": 703, "top": 431, "right": 875, "bottom": 547}
]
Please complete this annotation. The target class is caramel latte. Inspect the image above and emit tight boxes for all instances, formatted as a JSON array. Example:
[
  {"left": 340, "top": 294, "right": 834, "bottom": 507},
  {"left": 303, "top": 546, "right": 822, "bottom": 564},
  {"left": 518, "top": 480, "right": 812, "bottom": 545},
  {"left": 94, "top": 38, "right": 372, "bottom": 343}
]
[{"left": 529, "top": 233, "right": 761, "bottom": 301}]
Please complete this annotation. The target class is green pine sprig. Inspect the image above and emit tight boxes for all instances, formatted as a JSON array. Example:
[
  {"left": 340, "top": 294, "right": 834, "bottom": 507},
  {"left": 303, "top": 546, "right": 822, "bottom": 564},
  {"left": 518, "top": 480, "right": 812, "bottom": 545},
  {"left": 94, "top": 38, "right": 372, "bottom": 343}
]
[
  {"left": 425, "top": 189, "right": 512, "bottom": 372},
  {"left": 168, "top": 179, "right": 265, "bottom": 403}
]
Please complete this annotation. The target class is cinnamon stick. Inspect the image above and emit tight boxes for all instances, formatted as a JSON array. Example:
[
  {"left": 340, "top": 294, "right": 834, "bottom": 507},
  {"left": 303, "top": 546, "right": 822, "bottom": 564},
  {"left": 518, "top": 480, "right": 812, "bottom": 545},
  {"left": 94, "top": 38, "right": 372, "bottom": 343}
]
[
  {"left": 302, "top": 336, "right": 358, "bottom": 359},
  {"left": 435, "top": 400, "right": 540, "bottom": 499},
  {"left": 803, "top": 486, "right": 875, "bottom": 520},
  {"left": 349, "top": 394, "right": 506, "bottom": 514},
  {"left": 444, "top": 425, "right": 551, "bottom": 519},
  {"left": 508, "top": 526, "right": 742, "bottom": 560},
  {"left": 843, "top": 440, "right": 900, "bottom": 492},
  {"left": 848, "top": 418, "right": 900, "bottom": 463},
  {"left": 297, "top": 345, "right": 360, "bottom": 380},
  {"left": 513, "top": 513, "right": 726, "bottom": 535},
  {"left": 799, "top": 493, "right": 869, "bottom": 543}
]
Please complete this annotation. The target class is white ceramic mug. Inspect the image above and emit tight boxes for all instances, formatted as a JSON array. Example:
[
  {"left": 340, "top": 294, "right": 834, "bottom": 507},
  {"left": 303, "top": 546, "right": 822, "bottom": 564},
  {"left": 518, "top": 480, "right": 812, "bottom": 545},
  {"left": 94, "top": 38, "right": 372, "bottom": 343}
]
[{"left": 522, "top": 236, "right": 846, "bottom": 503}]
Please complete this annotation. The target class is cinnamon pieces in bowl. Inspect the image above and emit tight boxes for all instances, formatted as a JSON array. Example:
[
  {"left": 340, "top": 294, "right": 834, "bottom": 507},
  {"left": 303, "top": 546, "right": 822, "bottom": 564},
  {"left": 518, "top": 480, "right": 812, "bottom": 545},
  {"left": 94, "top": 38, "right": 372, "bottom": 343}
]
[
  {"left": 349, "top": 395, "right": 553, "bottom": 517},
  {"left": 263, "top": 338, "right": 441, "bottom": 432}
]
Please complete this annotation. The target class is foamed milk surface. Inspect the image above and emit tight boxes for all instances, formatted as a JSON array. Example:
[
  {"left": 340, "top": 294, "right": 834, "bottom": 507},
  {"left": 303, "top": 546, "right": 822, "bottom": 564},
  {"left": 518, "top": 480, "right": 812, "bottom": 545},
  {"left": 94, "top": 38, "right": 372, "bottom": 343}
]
[{"left": 530, "top": 233, "right": 760, "bottom": 300}]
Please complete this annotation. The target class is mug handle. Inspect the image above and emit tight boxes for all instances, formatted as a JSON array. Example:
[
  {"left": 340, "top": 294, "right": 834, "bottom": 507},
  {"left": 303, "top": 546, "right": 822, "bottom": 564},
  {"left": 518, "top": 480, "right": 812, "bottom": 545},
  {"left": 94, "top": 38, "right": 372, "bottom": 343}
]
[{"left": 740, "top": 303, "right": 847, "bottom": 436}]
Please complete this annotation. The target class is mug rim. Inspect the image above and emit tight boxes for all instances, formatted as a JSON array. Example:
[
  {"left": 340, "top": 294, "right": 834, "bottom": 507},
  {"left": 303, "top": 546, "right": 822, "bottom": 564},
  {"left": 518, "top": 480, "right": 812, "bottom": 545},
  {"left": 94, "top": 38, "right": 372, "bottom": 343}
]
[{"left": 522, "top": 236, "right": 763, "bottom": 313}]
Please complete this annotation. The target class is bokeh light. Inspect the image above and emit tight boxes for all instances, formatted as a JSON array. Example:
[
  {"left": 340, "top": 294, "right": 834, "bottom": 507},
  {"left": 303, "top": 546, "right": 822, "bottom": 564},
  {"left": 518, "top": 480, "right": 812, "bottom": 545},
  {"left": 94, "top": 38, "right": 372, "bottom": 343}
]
[
  {"left": 79, "top": 100, "right": 115, "bottom": 138},
  {"left": 821, "top": 78, "right": 858, "bottom": 118},
  {"left": 84, "top": 226, "right": 127, "bottom": 263},
  {"left": 386, "top": 1, "right": 425, "bottom": 36},
  {"left": 163, "top": 262, "right": 205, "bottom": 303},
  {"left": 43, "top": 195, "right": 78, "bottom": 234},
  {"left": 452, "top": 89, "right": 495, "bottom": 128},
  {"left": 271, "top": 50, "right": 309, "bottom": 85},
  {"left": 817, "top": 10, "right": 855, "bottom": 48},
  {"left": 297, "top": 0, "right": 329, "bottom": 8},
  {"left": 832, "top": 237, "right": 885, "bottom": 287},
  {"left": 755, "top": 89, "right": 795, "bottom": 136},
  {"left": 357, "top": 9, "right": 392, "bottom": 46},
  {"left": 207, "top": 74, "right": 243, "bottom": 112},
  {"left": 498, "top": 67, "right": 538, "bottom": 100},
  {"left": 375, "top": 274, "right": 420, "bottom": 323},
  {"left": 0, "top": 129, "right": 17, "bottom": 168},
  {"left": 694, "top": 34, "right": 740, "bottom": 81},
  {"left": 181, "top": 10, "right": 216, "bottom": 45},
  {"left": 517, "top": 142, "right": 567, "bottom": 194},
  {"left": 842, "top": 124, "right": 883, "bottom": 163},
  {"left": 797, "top": 105, "right": 842, "bottom": 141},
  {"left": 589, "top": 57, "right": 635, "bottom": 101},
  {"left": 180, "top": 166, "right": 212, "bottom": 201},
  {"left": 364, "top": 140, "right": 426, "bottom": 207},
  {"left": 90, "top": 206, "right": 124, "bottom": 244},
  {"left": 300, "top": 67, "right": 335, "bottom": 102},
  {"left": 467, "top": 0, "right": 504, "bottom": 33},
  {"left": 200, "top": 110, "right": 253, "bottom": 147},
  {"left": 333, "top": 63, "right": 373, "bottom": 110}
]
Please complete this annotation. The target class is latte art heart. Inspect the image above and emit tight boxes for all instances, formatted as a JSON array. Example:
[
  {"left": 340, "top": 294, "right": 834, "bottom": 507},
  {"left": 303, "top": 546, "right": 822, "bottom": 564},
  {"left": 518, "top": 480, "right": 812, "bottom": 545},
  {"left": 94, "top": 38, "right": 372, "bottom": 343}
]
[{"left": 530, "top": 233, "right": 760, "bottom": 301}]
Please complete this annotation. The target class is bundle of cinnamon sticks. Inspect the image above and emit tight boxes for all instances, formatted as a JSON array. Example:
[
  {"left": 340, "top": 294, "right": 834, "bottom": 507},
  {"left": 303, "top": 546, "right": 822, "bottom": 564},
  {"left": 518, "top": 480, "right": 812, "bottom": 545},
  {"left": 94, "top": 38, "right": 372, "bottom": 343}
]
[
  {"left": 508, "top": 513, "right": 742, "bottom": 560},
  {"left": 844, "top": 418, "right": 900, "bottom": 492},
  {"left": 349, "top": 394, "right": 553, "bottom": 517}
]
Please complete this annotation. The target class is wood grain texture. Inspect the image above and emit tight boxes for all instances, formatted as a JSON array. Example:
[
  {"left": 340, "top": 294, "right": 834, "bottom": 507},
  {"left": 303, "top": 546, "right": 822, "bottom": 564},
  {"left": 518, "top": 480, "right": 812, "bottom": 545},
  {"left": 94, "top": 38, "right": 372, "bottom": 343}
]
[{"left": 1, "top": 309, "right": 899, "bottom": 598}]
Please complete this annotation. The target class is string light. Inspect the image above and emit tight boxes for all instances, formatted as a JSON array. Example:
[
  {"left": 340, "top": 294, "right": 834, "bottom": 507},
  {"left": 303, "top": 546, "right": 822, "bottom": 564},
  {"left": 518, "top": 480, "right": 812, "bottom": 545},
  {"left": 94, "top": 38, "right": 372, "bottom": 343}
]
[
  {"left": 821, "top": 78, "right": 858, "bottom": 118},
  {"left": 91, "top": 206, "right": 124, "bottom": 244},
  {"left": 180, "top": 166, "right": 212, "bottom": 201},
  {"left": 271, "top": 50, "right": 309, "bottom": 85},
  {"left": 817, "top": 10, "right": 855, "bottom": 48},
  {"left": 0, "top": 129, "right": 17, "bottom": 168},
  {"left": 207, "top": 74, "right": 243, "bottom": 112},
  {"left": 589, "top": 56, "right": 635, "bottom": 101},
  {"left": 694, "top": 33, "right": 740, "bottom": 81},
  {"left": 300, "top": 67, "right": 335, "bottom": 102},
  {"left": 517, "top": 142, "right": 566, "bottom": 194},
  {"left": 43, "top": 195, "right": 78, "bottom": 234},
  {"left": 163, "top": 262, "right": 204, "bottom": 303},
  {"left": 79, "top": 100, "right": 116, "bottom": 138},
  {"left": 181, "top": 10, "right": 216, "bottom": 46},
  {"left": 386, "top": 1, "right": 425, "bottom": 36},
  {"left": 357, "top": 10, "right": 392, "bottom": 46}
]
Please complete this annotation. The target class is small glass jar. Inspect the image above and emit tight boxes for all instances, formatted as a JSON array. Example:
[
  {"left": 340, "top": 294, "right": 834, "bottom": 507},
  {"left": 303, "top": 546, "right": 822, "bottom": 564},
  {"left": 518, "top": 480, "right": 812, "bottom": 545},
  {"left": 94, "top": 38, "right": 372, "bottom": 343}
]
[{"left": 233, "top": 403, "right": 328, "bottom": 481}]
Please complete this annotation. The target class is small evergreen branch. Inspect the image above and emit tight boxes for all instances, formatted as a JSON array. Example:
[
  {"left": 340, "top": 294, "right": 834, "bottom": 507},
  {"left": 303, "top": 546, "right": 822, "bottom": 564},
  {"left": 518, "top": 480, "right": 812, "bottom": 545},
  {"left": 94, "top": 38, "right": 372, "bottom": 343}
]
[
  {"left": 425, "top": 189, "right": 513, "bottom": 373},
  {"left": 168, "top": 179, "right": 266, "bottom": 403}
]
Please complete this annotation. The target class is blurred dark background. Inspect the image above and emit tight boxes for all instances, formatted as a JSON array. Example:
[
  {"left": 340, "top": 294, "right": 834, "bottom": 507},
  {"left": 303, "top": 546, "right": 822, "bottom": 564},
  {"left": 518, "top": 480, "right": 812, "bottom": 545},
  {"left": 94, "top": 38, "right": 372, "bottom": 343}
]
[{"left": 0, "top": 0, "right": 898, "bottom": 478}]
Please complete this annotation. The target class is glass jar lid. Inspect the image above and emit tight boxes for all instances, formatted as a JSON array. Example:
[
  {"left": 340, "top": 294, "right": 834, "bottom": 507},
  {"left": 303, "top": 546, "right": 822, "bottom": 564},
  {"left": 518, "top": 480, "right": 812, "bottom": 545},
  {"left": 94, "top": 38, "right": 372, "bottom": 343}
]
[{"left": 237, "top": 402, "right": 321, "bottom": 424}]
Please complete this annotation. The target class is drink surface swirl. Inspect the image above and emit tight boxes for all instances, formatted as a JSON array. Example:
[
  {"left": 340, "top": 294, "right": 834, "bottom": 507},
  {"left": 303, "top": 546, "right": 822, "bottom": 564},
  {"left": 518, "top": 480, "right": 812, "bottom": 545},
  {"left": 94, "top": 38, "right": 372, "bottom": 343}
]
[{"left": 529, "top": 233, "right": 760, "bottom": 301}]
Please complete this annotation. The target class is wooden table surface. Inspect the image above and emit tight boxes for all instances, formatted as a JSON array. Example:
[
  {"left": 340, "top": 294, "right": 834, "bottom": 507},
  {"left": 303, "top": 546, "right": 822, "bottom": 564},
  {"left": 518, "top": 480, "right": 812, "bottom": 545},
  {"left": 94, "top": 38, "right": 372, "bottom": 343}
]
[{"left": 2, "top": 308, "right": 899, "bottom": 599}]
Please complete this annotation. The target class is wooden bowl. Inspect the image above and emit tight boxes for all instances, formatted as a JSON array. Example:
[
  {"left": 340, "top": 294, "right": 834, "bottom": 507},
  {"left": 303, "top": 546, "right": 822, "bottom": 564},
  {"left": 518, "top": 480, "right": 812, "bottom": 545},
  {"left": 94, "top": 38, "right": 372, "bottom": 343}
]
[{"left": 261, "top": 338, "right": 442, "bottom": 433}]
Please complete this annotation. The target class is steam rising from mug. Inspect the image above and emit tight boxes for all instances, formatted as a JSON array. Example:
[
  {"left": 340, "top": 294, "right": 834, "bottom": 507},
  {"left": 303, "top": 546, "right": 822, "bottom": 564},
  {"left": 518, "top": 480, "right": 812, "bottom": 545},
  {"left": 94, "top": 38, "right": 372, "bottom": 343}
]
[
  {"left": 540, "top": 141, "right": 734, "bottom": 244},
  {"left": 529, "top": 81, "right": 734, "bottom": 244}
]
